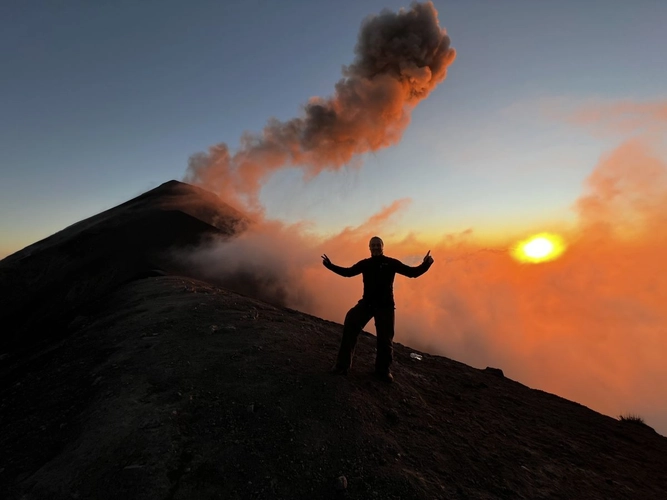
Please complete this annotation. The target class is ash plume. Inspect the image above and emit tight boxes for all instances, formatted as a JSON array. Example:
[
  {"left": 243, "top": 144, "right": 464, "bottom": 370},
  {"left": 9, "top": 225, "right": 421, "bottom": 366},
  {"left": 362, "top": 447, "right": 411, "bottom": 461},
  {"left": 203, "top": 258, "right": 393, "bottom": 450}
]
[{"left": 184, "top": 1, "right": 455, "bottom": 212}]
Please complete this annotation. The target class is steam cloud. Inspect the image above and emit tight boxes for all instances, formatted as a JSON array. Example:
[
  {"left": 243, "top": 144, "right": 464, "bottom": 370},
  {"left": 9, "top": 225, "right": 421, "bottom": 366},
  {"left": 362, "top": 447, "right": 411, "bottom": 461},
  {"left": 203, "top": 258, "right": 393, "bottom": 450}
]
[{"left": 184, "top": 1, "right": 455, "bottom": 212}]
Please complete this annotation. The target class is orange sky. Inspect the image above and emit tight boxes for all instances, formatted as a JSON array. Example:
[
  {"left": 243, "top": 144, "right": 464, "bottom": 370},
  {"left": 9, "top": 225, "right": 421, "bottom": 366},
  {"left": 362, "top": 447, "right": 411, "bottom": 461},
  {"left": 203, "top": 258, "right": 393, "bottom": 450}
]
[{"left": 181, "top": 100, "right": 667, "bottom": 435}]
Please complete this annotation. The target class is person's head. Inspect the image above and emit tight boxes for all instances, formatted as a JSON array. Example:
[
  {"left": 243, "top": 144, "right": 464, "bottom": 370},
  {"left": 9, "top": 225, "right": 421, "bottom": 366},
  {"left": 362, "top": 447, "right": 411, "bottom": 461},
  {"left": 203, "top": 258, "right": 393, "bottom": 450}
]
[{"left": 369, "top": 236, "right": 384, "bottom": 257}]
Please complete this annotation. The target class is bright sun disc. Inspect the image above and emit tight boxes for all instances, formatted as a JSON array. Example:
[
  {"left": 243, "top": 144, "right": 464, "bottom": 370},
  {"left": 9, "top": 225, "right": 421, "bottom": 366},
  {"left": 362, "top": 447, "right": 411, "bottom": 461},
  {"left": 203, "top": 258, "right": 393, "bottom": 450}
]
[
  {"left": 511, "top": 233, "right": 566, "bottom": 263},
  {"left": 524, "top": 237, "right": 553, "bottom": 258}
]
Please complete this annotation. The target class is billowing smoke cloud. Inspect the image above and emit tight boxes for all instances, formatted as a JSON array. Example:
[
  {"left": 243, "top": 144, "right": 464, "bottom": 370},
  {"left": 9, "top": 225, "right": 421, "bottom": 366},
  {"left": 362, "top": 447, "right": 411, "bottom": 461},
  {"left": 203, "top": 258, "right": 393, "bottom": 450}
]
[
  {"left": 576, "top": 138, "right": 667, "bottom": 240},
  {"left": 179, "top": 100, "right": 667, "bottom": 436},
  {"left": 184, "top": 1, "right": 455, "bottom": 212},
  {"left": 176, "top": 218, "right": 319, "bottom": 308}
]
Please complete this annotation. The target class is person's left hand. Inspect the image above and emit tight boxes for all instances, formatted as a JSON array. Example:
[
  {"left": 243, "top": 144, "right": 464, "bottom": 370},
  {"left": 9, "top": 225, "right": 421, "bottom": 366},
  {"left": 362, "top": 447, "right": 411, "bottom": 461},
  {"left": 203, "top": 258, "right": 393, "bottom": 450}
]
[{"left": 423, "top": 250, "right": 434, "bottom": 265}]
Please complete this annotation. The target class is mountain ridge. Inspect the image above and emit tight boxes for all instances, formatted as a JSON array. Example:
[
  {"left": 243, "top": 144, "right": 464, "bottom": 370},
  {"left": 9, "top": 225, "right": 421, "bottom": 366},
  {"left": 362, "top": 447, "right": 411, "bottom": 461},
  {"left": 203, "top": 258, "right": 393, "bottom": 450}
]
[{"left": 0, "top": 180, "right": 247, "bottom": 354}]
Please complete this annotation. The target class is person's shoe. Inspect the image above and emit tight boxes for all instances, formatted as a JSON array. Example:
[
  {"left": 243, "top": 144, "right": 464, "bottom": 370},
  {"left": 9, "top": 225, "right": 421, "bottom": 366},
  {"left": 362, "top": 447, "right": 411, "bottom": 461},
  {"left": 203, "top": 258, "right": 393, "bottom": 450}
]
[
  {"left": 374, "top": 371, "right": 394, "bottom": 383},
  {"left": 330, "top": 365, "right": 348, "bottom": 376}
]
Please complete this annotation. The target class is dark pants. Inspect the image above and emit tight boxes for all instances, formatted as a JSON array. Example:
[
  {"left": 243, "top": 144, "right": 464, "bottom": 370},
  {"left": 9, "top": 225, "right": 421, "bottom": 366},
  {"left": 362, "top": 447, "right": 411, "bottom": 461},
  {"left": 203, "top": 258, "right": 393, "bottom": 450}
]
[{"left": 335, "top": 301, "right": 395, "bottom": 375}]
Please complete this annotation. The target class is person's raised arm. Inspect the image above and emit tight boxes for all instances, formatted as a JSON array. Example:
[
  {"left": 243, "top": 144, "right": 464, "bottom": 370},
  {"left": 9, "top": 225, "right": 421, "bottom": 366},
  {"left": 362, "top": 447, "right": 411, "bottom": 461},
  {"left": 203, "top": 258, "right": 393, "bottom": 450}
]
[
  {"left": 321, "top": 254, "right": 364, "bottom": 277},
  {"left": 393, "top": 250, "right": 434, "bottom": 278}
]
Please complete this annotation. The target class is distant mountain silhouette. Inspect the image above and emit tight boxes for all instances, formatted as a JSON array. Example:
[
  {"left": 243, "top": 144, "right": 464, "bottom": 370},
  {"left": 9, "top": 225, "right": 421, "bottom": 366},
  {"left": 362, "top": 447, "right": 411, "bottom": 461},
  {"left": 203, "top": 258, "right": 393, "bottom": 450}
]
[{"left": 1, "top": 181, "right": 666, "bottom": 499}]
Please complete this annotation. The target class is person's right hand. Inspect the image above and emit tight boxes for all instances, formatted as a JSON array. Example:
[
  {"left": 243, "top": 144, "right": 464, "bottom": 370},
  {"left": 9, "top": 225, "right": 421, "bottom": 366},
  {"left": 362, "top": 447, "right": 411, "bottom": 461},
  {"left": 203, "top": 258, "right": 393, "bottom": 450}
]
[{"left": 321, "top": 254, "right": 331, "bottom": 267}]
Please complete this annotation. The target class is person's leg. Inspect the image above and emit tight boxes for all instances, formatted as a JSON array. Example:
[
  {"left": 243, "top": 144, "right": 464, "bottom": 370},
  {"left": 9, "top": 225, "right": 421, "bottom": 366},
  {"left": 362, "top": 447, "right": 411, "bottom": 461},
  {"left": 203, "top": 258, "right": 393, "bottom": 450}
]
[
  {"left": 333, "top": 302, "right": 373, "bottom": 373},
  {"left": 374, "top": 307, "right": 396, "bottom": 378}
]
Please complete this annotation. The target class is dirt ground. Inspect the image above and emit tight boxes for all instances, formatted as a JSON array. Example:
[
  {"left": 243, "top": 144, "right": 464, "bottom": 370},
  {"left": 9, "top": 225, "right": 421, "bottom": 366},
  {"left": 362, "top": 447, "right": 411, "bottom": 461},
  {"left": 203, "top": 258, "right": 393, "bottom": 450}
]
[{"left": 2, "top": 275, "right": 667, "bottom": 500}]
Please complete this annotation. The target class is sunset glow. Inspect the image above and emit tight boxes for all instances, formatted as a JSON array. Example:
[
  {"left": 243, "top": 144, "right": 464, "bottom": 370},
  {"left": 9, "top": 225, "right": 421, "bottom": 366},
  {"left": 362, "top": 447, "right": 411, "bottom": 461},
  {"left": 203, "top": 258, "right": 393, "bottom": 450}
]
[{"left": 511, "top": 233, "right": 566, "bottom": 263}]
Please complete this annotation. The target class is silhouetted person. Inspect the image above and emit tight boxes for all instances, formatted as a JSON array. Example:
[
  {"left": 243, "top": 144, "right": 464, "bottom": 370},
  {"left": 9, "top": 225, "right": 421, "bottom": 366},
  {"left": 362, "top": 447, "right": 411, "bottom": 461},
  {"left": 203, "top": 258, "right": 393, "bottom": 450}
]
[{"left": 322, "top": 236, "right": 434, "bottom": 382}]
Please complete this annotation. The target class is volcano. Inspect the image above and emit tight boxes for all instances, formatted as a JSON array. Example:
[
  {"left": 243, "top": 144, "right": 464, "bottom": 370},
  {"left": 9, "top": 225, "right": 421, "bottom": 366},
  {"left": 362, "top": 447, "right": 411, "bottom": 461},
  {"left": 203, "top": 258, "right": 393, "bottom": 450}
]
[{"left": 1, "top": 181, "right": 666, "bottom": 499}]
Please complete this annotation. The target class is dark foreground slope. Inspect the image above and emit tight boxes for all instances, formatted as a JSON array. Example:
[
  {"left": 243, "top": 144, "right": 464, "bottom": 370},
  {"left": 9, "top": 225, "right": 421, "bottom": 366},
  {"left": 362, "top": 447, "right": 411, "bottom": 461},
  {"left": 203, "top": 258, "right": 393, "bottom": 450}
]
[
  {"left": 2, "top": 276, "right": 667, "bottom": 500},
  {"left": 0, "top": 180, "right": 247, "bottom": 353}
]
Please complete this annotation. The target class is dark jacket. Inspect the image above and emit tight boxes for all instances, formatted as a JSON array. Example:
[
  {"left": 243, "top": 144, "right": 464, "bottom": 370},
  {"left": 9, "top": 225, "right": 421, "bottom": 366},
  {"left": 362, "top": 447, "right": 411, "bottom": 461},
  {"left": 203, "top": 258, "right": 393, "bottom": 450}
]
[{"left": 324, "top": 255, "right": 432, "bottom": 307}]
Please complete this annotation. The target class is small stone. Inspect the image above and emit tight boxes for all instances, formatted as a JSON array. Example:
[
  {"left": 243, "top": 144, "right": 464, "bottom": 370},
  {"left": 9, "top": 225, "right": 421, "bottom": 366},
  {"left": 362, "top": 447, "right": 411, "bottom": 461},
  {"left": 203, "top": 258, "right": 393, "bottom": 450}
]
[
  {"left": 335, "top": 475, "right": 347, "bottom": 491},
  {"left": 484, "top": 367, "right": 504, "bottom": 378}
]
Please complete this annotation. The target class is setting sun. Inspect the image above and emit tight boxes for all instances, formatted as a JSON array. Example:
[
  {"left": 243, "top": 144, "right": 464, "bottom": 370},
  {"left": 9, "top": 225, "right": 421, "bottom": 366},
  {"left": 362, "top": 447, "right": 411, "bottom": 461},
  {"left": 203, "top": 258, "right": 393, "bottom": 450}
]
[{"left": 511, "top": 233, "right": 566, "bottom": 263}]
